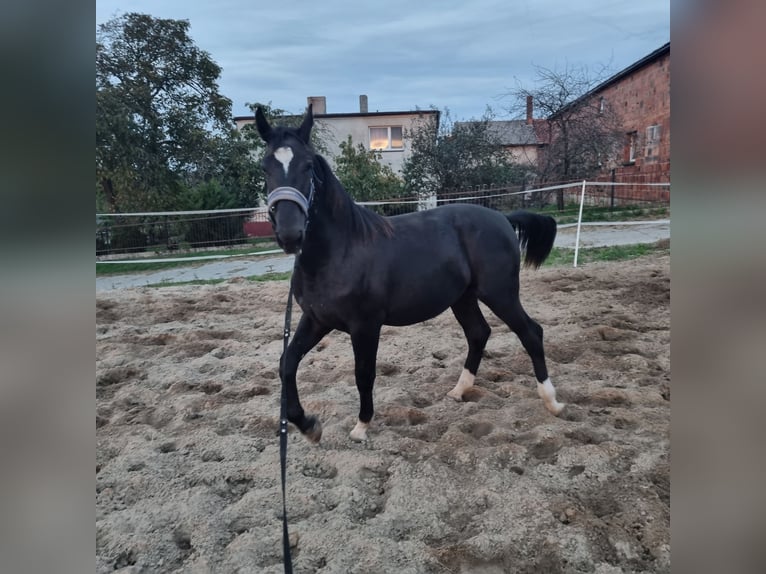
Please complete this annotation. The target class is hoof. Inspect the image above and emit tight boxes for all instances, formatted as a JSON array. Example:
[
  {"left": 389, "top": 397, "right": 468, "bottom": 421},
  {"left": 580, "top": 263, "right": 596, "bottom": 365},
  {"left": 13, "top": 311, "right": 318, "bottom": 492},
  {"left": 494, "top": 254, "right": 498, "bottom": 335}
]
[
  {"left": 304, "top": 416, "right": 323, "bottom": 444},
  {"left": 447, "top": 369, "right": 474, "bottom": 401},
  {"left": 546, "top": 401, "right": 566, "bottom": 416},
  {"left": 538, "top": 379, "right": 565, "bottom": 417},
  {"left": 349, "top": 420, "right": 369, "bottom": 442}
]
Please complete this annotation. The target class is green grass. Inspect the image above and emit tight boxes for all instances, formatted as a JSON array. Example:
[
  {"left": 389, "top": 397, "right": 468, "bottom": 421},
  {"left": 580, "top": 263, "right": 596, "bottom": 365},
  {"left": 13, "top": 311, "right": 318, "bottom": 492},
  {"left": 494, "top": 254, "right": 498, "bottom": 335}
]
[
  {"left": 144, "top": 278, "right": 230, "bottom": 288},
  {"left": 248, "top": 271, "right": 293, "bottom": 282},
  {"left": 542, "top": 240, "right": 669, "bottom": 267},
  {"left": 137, "top": 244, "right": 667, "bottom": 289},
  {"left": 537, "top": 203, "right": 669, "bottom": 225},
  {"left": 96, "top": 244, "right": 279, "bottom": 275}
]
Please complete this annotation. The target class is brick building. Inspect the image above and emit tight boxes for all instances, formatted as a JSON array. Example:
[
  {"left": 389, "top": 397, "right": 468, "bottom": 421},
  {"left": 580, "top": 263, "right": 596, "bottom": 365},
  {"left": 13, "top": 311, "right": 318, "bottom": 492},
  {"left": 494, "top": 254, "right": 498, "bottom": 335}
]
[{"left": 579, "top": 43, "right": 670, "bottom": 184}]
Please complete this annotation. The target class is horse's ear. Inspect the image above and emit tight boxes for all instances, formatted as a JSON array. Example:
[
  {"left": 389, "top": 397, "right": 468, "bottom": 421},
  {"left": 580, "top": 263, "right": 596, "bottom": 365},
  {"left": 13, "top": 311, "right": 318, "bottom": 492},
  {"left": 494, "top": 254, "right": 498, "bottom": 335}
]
[
  {"left": 255, "top": 107, "right": 272, "bottom": 143},
  {"left": 298, "top": 104, "right": 314, "bottom": 144}
]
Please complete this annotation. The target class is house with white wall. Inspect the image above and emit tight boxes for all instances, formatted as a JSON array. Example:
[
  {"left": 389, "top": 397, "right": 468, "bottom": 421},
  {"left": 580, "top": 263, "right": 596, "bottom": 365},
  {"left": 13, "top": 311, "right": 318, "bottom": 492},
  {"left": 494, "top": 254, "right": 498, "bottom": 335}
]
[{"left": 234, "top": 95, "right": 439, "bottom": 174}]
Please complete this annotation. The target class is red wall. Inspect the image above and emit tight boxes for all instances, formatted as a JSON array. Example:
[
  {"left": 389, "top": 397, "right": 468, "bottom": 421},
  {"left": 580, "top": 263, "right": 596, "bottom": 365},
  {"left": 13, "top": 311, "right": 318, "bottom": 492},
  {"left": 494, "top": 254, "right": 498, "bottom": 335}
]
[
  {"left": 598, "top": 50, "right": 671, "bottom": 184},
  {"left": 243, "top": 221, "right": 273, "bottom": 238}
]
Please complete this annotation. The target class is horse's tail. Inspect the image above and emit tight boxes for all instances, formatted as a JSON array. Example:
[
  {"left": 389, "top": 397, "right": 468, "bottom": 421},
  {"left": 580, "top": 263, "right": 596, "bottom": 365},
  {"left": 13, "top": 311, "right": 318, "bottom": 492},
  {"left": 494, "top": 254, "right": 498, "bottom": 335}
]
[{"left": 505, "top": 211, "right": 557, "bottom": 269}]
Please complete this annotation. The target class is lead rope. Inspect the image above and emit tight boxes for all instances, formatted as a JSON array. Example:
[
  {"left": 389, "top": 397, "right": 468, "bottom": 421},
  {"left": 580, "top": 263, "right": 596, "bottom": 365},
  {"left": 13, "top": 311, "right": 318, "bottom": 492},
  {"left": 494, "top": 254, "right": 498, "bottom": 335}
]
[
  {"left": 280, "top": 269, "right": 296, "bottom": 573},
  {"left": 277, "top": 170, "right": 320, "bottom": 573}
]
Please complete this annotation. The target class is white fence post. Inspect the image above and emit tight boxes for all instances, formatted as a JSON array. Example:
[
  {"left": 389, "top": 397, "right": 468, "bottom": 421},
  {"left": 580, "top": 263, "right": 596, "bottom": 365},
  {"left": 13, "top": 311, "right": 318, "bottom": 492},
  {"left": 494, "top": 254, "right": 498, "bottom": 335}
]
[{"left": 573, "top": 180, "right": 587, "bottom": 268}]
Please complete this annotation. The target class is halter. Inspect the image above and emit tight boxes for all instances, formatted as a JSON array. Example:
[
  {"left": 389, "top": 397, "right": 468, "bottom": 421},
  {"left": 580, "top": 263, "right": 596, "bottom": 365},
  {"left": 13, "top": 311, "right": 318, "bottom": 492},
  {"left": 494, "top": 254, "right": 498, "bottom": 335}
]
[{"left": 266, "top": 170, "right": 318, "bottom": 226}]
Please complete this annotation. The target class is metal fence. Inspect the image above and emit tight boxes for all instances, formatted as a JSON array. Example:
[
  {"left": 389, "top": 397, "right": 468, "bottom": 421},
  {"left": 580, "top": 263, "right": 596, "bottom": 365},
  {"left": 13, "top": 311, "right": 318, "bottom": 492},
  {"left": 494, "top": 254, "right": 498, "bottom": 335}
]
[
  {"left": 96, "top": 208, "right": 264, "bottom": 259},
  {"left": 96, "top": 181, "right": 669, "bottom": 261}
]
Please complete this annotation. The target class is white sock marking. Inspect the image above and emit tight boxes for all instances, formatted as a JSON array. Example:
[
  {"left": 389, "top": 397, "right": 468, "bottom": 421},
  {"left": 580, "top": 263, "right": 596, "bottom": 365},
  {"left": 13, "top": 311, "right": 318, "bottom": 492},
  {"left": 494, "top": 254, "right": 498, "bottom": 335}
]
[
  {"left": 350, "top": 420, "right": 369, "bottom": 441},
  {"left": 274, "top": 146, "right": 294, "bottom": 176},
  {"left": 447, "top": 368, "right": 475, "bottom": 400},
  {"left": 537, "top": 378, "right": 565, "bottom": 415}
]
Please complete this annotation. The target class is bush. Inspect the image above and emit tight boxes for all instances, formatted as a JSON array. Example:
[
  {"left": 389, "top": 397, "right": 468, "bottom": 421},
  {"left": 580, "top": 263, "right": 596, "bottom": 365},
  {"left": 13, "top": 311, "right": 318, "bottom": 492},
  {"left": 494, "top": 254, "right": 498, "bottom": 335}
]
[{"left": 100, "top": 221, "right": 148, "bottom": 254}]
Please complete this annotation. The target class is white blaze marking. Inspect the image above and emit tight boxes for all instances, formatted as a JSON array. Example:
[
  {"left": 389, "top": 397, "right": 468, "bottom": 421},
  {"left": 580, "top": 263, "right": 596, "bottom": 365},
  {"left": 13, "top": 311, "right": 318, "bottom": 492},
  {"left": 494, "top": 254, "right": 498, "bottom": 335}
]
[
  {"left": 447, "top": 368, "right": 475, "bottom": 401},
  {"left": 350, "top": 420, "right": 369, "bottom": 441},
  {"left": 537, "top": 378, "right": 565, "bottom": 415},
  {"left": 274, "top": 146, "right": 294, "bottom": 176}
]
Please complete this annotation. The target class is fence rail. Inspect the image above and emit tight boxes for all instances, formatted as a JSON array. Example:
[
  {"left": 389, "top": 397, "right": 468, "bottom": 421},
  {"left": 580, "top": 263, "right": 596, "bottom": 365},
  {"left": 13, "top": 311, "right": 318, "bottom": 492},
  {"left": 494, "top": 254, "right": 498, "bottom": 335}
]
[{"left": 96, "top": 180, "right": 670, "bottom": 262}]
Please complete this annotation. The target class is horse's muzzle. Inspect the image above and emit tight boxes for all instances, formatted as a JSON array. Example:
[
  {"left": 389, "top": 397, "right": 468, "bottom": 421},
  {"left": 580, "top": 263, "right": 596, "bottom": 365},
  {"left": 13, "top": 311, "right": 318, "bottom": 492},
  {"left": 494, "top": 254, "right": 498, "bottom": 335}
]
[
  {"left": 277, "top": 228, "right": 304, "bottom": 254},
  {"left": 269, "top": 197, "right": 308, "bottom": 254}
]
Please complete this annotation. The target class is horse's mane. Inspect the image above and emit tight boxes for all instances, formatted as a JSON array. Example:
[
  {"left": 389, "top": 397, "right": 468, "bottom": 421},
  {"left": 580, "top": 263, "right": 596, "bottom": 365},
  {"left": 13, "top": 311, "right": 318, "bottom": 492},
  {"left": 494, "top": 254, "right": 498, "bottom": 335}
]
[{"left": 313, "top": 154, "right": 393, "bottom": 243}]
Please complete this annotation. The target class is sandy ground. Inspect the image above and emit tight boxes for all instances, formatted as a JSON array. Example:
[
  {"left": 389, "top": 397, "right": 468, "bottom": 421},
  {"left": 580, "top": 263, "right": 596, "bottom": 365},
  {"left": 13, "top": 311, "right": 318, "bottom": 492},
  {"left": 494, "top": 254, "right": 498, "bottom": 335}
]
[{"left": 96, "top": 252, "right": 670, "bottom": 573}]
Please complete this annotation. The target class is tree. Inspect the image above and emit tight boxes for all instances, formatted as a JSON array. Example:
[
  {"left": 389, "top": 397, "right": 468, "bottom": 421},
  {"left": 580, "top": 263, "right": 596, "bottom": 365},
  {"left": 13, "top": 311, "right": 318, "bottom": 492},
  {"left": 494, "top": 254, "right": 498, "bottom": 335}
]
[
  {"left": 334, "top": 136, "right": 406, "bottom": 208},
  {"left": 229, "top": 101, "right": 337, "bottom": 207},
  {"left": 402, "top": 107, "right": 525, "bottom": 200},
  {"left": 182, "top": 129, "right": 264, "bottom": 209},
  {"left": 508, "top": 63, "right": 623, "bottom": 208},
  {"left": 97, "top": 13, "right": 235, "bottom": 212}
]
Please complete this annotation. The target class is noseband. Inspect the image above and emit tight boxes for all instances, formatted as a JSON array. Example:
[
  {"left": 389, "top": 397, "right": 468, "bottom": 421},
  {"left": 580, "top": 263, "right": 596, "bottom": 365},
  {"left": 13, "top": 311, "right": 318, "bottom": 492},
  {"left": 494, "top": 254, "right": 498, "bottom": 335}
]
[{"left": 266, "top": 171, "right": 318, "bottom": 225}]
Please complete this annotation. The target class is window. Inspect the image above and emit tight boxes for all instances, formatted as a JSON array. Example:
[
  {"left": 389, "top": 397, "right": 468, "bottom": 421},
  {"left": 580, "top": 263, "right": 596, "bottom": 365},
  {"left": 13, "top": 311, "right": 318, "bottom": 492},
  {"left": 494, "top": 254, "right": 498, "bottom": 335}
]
[
  {"left": 626, "top": 131, "right": 638, "bottom": 164},
  {"left": 369, "top": 126, "right": 403, "bottom": 150},
  {"left": 645, "top": 124, "right": 661, "bottom": 158},
  {"left": 599, "top": 96, "right": 605, "bottom": 114}
]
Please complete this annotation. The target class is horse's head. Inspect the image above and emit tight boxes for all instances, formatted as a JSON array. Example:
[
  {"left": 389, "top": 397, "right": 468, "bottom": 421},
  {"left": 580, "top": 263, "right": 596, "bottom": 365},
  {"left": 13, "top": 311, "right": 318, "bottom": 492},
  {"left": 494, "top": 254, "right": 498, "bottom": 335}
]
[{"left": 255, "top": 105, "right": 316, "bottom": 254}]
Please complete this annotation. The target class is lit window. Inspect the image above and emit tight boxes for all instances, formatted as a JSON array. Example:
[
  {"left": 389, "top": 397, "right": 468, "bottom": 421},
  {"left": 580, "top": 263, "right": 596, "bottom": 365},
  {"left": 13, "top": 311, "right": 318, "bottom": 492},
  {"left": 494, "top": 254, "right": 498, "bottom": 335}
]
[
  {"left": 369, "top": 126, "right": 403, "bottom": 150},
  {"left": 391, "top": 126, "right": 403, "bottom": 149}
]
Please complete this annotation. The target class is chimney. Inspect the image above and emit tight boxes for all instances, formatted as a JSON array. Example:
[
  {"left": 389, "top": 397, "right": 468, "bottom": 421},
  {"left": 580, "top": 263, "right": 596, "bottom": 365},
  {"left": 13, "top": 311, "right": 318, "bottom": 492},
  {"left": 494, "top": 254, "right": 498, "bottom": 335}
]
[
  {"left": 359, "top": 94, "right": 368, "bottom": 114},
  {"left": 526, "top": 95, "right": 533, "bottom": 125},
  {"left": 307, "top": 96, "right": 326, "bottom": 115}
]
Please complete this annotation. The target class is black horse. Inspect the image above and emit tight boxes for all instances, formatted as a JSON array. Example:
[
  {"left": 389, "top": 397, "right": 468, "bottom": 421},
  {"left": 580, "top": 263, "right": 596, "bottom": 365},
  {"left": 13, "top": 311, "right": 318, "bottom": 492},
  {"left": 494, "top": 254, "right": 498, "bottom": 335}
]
[{"left": 256, "top": 105, "right": 564, "bottom": 442}]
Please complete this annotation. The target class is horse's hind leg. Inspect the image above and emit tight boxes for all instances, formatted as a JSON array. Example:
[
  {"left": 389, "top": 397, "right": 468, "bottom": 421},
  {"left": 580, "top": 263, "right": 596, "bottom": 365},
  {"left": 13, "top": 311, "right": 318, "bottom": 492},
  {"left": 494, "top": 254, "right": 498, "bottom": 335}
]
[
  {"left": 447, "top": 292, "right": 491, "bottom": 401},
  {"left": 483, "top": 295, "right": 565, "bottom": 415}
]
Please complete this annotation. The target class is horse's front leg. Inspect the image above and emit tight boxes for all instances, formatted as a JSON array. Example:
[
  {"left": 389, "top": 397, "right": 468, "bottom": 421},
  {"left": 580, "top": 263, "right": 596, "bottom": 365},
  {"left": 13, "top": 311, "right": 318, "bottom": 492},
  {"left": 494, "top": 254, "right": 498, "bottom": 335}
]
[
  {"left": 349, "top": 324, "right": 382, "bottom": 442},
  {"left": 281, "top": 314, "right": 330, "bottom": 443}
]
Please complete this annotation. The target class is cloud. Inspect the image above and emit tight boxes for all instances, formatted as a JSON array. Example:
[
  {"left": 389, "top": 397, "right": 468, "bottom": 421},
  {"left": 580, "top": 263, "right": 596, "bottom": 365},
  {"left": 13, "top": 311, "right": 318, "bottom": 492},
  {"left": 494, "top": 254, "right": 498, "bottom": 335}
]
[{"left": 96, "top": 0, "right": 669, "bottom": 120}]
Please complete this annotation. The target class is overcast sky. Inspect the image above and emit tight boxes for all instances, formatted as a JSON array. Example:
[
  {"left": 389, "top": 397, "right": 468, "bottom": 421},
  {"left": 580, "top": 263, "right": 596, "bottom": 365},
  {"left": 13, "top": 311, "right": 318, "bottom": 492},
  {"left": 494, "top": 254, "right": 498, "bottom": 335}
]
[{"left": 96, "top": 0, "right": 669, "bottom": 121}]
